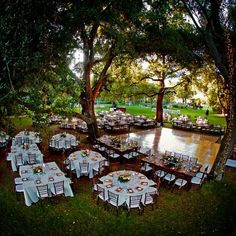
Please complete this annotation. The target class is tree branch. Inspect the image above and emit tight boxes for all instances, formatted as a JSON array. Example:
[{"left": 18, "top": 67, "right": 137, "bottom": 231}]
[
  {"left": 92, "top": 44, "right": 116, "bottom": 99},
  {"left": 181, "top": 0, "right": 203, "bottom": 33},
  {"left": 4, "top": 57, "right": 15, "bottom": 92}
]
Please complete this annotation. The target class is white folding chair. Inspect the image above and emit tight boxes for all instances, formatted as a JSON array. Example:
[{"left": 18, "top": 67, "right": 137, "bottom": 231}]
[
  {"left": 163, "top": 173, "right": 176, "bottom": 184},
  {"left": 126, "top": 195, "right": 143, "bottom": 215},
  {"left": 143, "top": 190, "right": 158, "bottom": 211},
  {"left": 191, "top": 165, "right": 209, "bottom": 187},
  {"left": 53, "top": 181, "right": 65, "bottom": 196},
  {"left": 79, "top": 162, "right": 89, "bottom": 176},
  {"left": 107, "top": 190, "right": 119, "bottom": 214},
  {"left": 172, "top": 178, "right": 188, "bottom": 190},
  {"left": 28, "top": 153, "right": 37, "bottom": 165},
  {"left": 96, "top": 185, "right": 107, "bottom": 207},
  {"left": 15, "top": 154, "right": 24, "bottom": 169},
  {"left": 36, "top": 184, "right": 50, "bottom": 199}
]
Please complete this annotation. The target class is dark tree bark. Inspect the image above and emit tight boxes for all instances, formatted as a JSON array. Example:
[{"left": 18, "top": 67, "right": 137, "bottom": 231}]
[
  {"left": 181, "top": 0, "right": 236, "bottom": 180},
  {"left": 155, "top": 88, "right": 165, "bottom": 125},
  {"left": 79, "top": 25, "right": 115, "bottom": 142}
]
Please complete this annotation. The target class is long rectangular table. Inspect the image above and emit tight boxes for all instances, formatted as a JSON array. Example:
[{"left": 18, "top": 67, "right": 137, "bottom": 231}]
[
  {"left": 97, "top": 137, "right": 139, "bottom": 160},
  {"left": 141, "top": 157, "right": 202, "bottom": 190}
]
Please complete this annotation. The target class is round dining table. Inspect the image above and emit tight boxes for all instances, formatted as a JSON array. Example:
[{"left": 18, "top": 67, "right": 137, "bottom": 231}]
[
  {"left": 7, "top": 143, "right": 43, "bottom": 171},
  {"left": 50, "top": 133, "right": 78, "bottom": 150},
  {"left": 67, "top": 150, "right": 106, "bottom": 178},
  {"left": 99, "top": 170, "right": 157, "bottom": 207},
  {"left": 13, "top": 131, "right": 41, "bottom": 145}
]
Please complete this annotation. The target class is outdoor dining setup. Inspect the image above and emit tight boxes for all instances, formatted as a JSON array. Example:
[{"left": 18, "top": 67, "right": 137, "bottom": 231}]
[
  {"left": 95, "top": 170, "right": 158, "bottom": 214},
  {"left": 7, "top": 130, "right": 43, "bottom": 172},
  {"left": 17, "top": 162, "right": 74, "bottom": 206},
  {"left": 66, "top": 150, "right": 107, "bottom": 179},
  {"left": 141, "top": 150, "right": 204, "bottom": 190},
  {"left": 12, "top": 130, "right": 41, "bottom": 145},
  {"left": 95, "top": 135, "right": 141, "bottom": 162},
  {"left": 172, "top": 115, "right": 224, "bottom": 135},
  {"left": 3, "top": 125, "right": 215, "bottom": 212},
  {"left": 7, "top": 143, "right": 44, "bottom": 172}
]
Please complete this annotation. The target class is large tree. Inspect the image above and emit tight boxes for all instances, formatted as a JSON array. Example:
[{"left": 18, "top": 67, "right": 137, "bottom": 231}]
[
  {"left": 68, "top": 0, "right": 143, "bottom": 141},
  {"left": 177, "top": 0, "right": 236, "bottom": 179}
]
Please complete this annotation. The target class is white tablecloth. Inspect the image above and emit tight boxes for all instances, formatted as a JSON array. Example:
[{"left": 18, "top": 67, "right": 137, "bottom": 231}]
[
  {"left": 19, "top": 162, "right": 74, "bottom": 206},
  {"left": 0, "top": 132, "right": 10, "bottom": 146},
  {"left": 13, "top": 131, "right": 41, "bottom": 145},
  {"left": 7, "top": 144, "right": 43, "bottom": 171},
  {"left": 50, "top": 133, "right": 77, "bottom": 150},
  {"left": 68, "top": 150, "right": 106, "bottom": 178},
  {"left": 99, "top": 170, "right": 157, "bottom": 206}
]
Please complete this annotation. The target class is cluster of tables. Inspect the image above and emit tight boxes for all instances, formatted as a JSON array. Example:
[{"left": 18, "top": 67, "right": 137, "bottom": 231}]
[
  {"left": 6, "top": 130, "right": 75, "bottom": 206},
  {"left": 172, "top": 116, "right": 224, "bottom": 135},
  {"left": 97, "top": 111, "right": 157, "bottom": 131}
]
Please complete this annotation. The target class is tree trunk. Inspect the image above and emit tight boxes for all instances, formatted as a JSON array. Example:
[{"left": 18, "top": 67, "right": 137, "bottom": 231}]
[
  {"left": 212, "top": 81, "right": 236, "bottom": 180},
  {"left": 155, "top": 89, "right": 165, "bottom": 126},
  {"left": 80, "top": 92, "right": 100, "bottom": 143}
]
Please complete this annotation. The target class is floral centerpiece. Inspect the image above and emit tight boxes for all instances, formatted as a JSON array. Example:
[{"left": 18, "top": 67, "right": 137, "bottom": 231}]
[
  {"left": 118, "top": 172, "right": 131, "bottom": 183},
  {"left": 162, "top": 156, "right": 180, "bottom": 167},
  {"left": 24, "top": 130, "right": 30, "bottom": 135},
  {"left": 32, "top": 165, "right": 43, "bottom": 174},
  {"left": 60, "top": 132, "right": 67, "bottom": 138},
  {"left": 81, "top": 149, "right": 90, "bottom": 157},
  {"left": 111, "top": 136, "right": 121, "bottom": 147}
]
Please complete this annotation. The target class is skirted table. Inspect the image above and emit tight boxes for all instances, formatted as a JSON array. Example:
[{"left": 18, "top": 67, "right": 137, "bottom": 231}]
[
  {"left": 19, "top": 162, "right": 74, "bottom": 206},
  {"left": 13, "top": 131, "right": 41, "bottom": 145},
  {"left": 7, "top": 144, "right": 43, "bottom": 171},
  {"left": 98, "top": 170, "right": 157, "bottom": 207},
  {"left": 67, "top": 150, "right": 106, "bottom": 178}
]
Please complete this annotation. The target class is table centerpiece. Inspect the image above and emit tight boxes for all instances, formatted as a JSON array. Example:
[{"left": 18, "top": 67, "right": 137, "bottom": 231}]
[
  {"left": 118, "top": 172, "right": 131, "bottom": 183},
  {"left": 32, "top": 165, "right": 43, "bottom": 174},
  {"left": 60, "top": 132, "right": 67, "bottom": 138},
  {"left": 81, "top": 149, "right": 90, "bottom": 157},
  {"left": 162, "top": 156, "right": 180, "bottom": 167}
]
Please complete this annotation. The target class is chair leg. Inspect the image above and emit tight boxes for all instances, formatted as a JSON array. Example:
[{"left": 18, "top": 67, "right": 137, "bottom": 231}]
[{"left": 116, "top": 207, "right": 119, "bottom": 216}]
